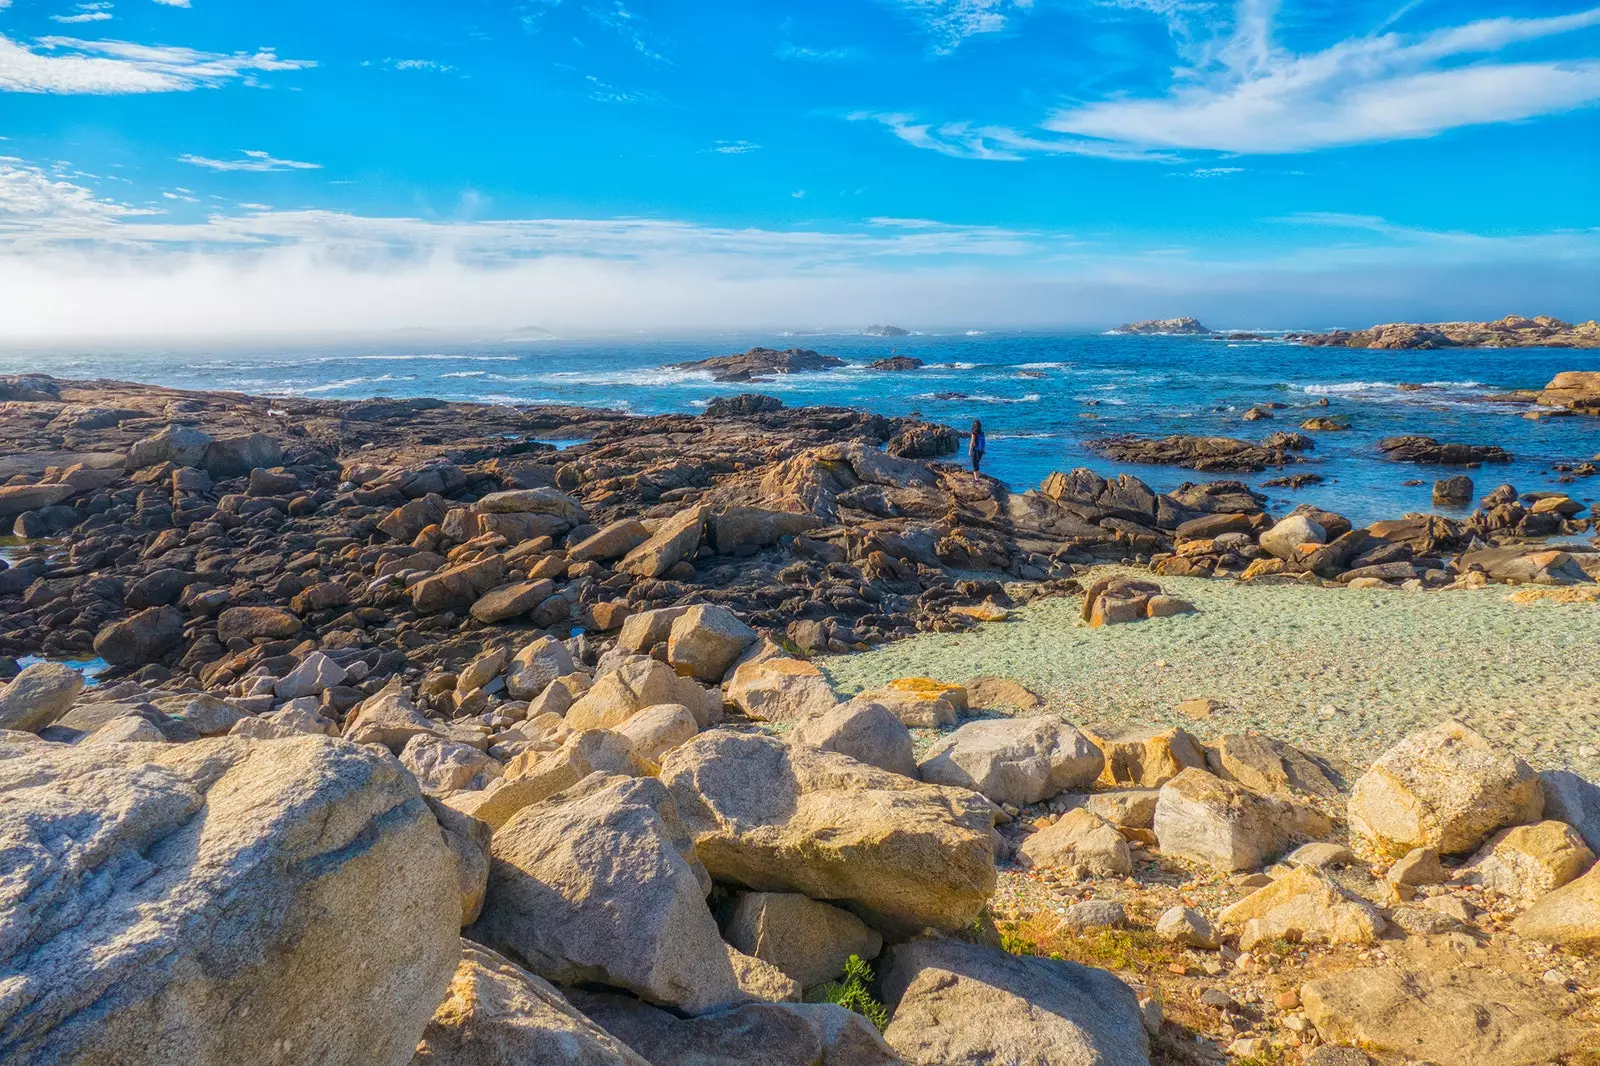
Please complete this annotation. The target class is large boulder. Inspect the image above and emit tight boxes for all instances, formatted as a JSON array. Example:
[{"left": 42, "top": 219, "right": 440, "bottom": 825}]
[
  {"left": 614, "top": 703, "right": 700, "bottom": 764},
  {"left": 470, "top": 579, "right": 556, "bottom": 625},
  {"left": 1541, "top": 769, "right": 1600, "bottom": 853},
  {"left": 467, "top": 773, "right": 748, "bottom": 1016},
  {"left": 567, "top": 657, "right": 714, "bottom": 731},
  {"left": 618, "top": 506, "right": 706, "bottom": 578},
  {"left": 217, "top": 605, "right": 302, "bottom": 644},
  {"left": 1016, "top": 808, "right": 1132, "bottom": 876},
  {"left": 1301, "top": 964, "right": 1592, "bottom": 1066},
  {"left": 709, "top": 507, "right": 823, "bottom": 555},
  {"left": 1259, "top": 513, "right": 1325, "bottom": 561},
  {"left": 0, "top": 483, "right": 74, "bottom": 519},
  {"left": 1510, "top": 863, "right": 1600, "bottom": 946},
  {"left": 1154, "top": 767, "right": 1331, "bottom": 872},
  {"left": 572, "top": 993, "right": 899, "bottom": 1066},
  {"left": 1347, "top": 721, "right": 1543, "bottom": 858},
  {"left": 879, "top": 937, "right": 1151, "bottom": 1066},
  {"left": 504, "top": 636, "right": 575, "bottom": 701},
  {"left": 1464, "top": 821, "right": 1595, "bottom": 901},
  {"left": 411, "top": 941, "right": 650, "bottom": 1066},
  {"left": 125, "top": 424, "right": 212, "bottom": 471},
  {"left": 0, "top": 661, "right": 85, "bottom": 732},
  {"left": 567, "top": 518, "right": 651, "bottom": 563},
  {"left": 203, "top": 433, "right": 283, "bottom": 479},
  {"left": 343, "top": 683, "right": 441, "bottom": 752},
  {"left": 918, "top": 716, "right": 1104, "bottom": 806},
  {"left": 725, "top": 656, "right": 840, "bottom": 724},
  {"left": 1217, "top": 866, "right": 1386, "bottom": 951},
  {"left": 661, "top": 732, "right": 998, "bottom": 938},
  {"left": 1089, "top": 725, "right": 1206, "bottom": 788},
  {"left": 448, "top": 730, "right": 645, "bottom": 830},
  {"left": 0, "top": 735, "right": 460, "bottom": 1066},
  {"left": 411, "top": 558, "right": 508, "bottom": 615},
  {"left": 94, "top": 605, "right": 186, "bottom": 667},
  {"left": 476, "top": 487, "right": 585, "bottom": 523},
  {"left": 722, "top": 891, "right": 883, "bottom": 989},
  {"left": 1459, "top": 547, "right": 1591, "bottom": 586},
  {"left": 665, "top": 604, "right": 757, "bottom": 682},
  {"left": 789, "top": 700, "right": 917, "bottom": 778},
  {"left": 1205, "top": 733, "right": 1344, "bottom": 799}
]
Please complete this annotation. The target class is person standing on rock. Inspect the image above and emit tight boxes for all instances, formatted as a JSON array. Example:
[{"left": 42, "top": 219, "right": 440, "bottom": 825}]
[{"left": 969, "top": 419, "right": 986, "bottom": 479}]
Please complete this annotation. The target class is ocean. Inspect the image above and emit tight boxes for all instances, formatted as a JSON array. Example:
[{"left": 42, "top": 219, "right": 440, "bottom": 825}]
[{"left": 5, "top": 330, "right": 1599, "bottom": 526}]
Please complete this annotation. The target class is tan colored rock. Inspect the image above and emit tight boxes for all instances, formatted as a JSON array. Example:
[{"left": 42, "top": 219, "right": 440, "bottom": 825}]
[
  {"left": 1155, "top": 906, "right": 1218, "bottom": 949},
  {"left": 504, "top": 636, "right": 575, "bottom": 701},
  {"left": 879, "top": 937, "right": 1151, "bottom": 1066},
  {"left": 725, "top": 656, "right": 839, "bottom": 725},
  {"left": 665, "top": 604, "right": 757, "bottom": 682},
  {"left": 0, "top": 661, "right": 84, "bottom": 732},
  {"left": 1016, "top": 808, "right": 1132, "bottom": 876},
  {"left": 1302, "top": 964, "right": 1591, "bottom": 1066},
  {"left": 1348, "top": 720, "right": 1543, "bottom": 858},
  {"left": 614, "top": 703, "right": 699, "bottom": 764},
  {"left": 919, "top": 716, "right": 1104, "bottom": 806},
  {"left": 469, "top": 579, "right": 555, "bottom": 624},
  {"left": 1511, "top": 863, "right": 1600, "bottom": 946},
  {"left": 425, "top": 798, "right": 492, "bottom": 928},
  {"left": 567, "top": 657, "right": 715, "bottom": 731},
  {"left": 789, "top": 700, "right": 917, "bottom": 777},
  {"left": 618, "top": 505, "right": 706, "bottom": 578},
  {"left": 964, "top": 676, "right": 1044, "bottom": 712},
  {"left": 0, "top": 735, "right": 460, "bottom": 1066},
  {"left": 616, "top": 606, "right": 689, "bottom": 654},
  {"left": 468, "top": 773, "right": 748, "bottom": 1016},
  {"left": 1387, "top": 846, "right": 1447, "bottom": 886},
  {"left": 1219, "top": 866, "right": 1386, "bottom": 950},
  {"left": 567, "top": 518, "right": 650, "bottom": 563},
  {"left": 1089, "top": 725, "right": 1206, "bottom": 788},
  {"left": 1205, "top": 733, "right": 1344, "bottom": 799},
  {"left": 1466, "top": 820, "right": 1595, "bottom": 901},
  {"left": 661, "top": 732, "right": 997, "bottom": 938},
  {"left": 723, "top": 891, "right": 883, "bottom": 990},
  {"left": 401, "top": 734, "right": 503, "bottom": 796},
  {"left": 450, "top": 730, "right": 644, "bottom": 830},
  {"left": 475, "top": 487, "right": 585, "bottom": 523},
  {"left": 1154, "top": 767, "right": 1331, "bottom": 872},
  {"left": 344, "top": 682, "right": 442, "bottom": 752},
  {"left": 411, "top": 941, "right": 650, "bottom": 1066},
  {"left": 724, "top": 944, "right": 802, "bottom": 1003}
]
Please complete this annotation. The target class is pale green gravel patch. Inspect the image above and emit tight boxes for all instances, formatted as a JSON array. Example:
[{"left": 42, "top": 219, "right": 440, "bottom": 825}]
[{"left": 821, "top": 569, "right": 1600, "bottom": 778}]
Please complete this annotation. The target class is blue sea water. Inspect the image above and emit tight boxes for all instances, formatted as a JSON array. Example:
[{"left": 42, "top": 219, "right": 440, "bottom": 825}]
[{"left": 5, "top": 330, "right": 1599, "bottom": 527}]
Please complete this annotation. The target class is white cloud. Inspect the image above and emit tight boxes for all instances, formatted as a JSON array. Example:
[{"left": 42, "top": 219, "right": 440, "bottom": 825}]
[
  {"left": 52, "top": 4, "right": 116, "bottom": 25},
  {"left": 178, "top": 149, "right": 322, "bottom": 172},
  {"left": 1046, "top": 4, "right": 1600, "bottom": 152},
  {"left": 775, "top": 42, "right": 861, "bottom": 62},
  {"left": 0, "top": 34, "right": 314, "bottom": 94},
  {"left": 708, "top": 140, "right": 760, "bottom": 154},
  {"left": 890, "top": 0, "right": 1034, "bottom": 54},
  {"left": 152, "top": 0, "right": 192, "bottom": 6},
  {"left": 849, "top": 110, "right": 1178, "bottom": 161},
  {"left": 365, "top": 57, "right": 454, "bottom": 73}
]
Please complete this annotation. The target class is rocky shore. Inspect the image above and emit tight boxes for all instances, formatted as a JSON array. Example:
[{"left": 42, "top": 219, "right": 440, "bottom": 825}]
[
  {"left": 2, "top": 373, "right": 1599, "bottom": 1066},
  {"left": 1291, "top": 315, "right": 1600, "bottom": 350}
]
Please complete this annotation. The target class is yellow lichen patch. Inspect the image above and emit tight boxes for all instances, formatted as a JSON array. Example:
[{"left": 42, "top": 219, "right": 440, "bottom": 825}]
[
  {"left": 884, "top": 676, "right": 969, "bottom": 711},
  {"left": 951, "top": 604, "right": 1012, "bottom": 623},
  {"left": 1505, "top": 586, "right": 1600, "bottom": 606}
]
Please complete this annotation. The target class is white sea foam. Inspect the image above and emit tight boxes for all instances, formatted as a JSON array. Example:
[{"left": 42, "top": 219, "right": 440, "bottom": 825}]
[
  {"left": 1018, "top": 361, "right": 1069, "bottom": 369},
  {"left": 442, "top": 371, "right": 487, "bottom": 378},
  {"left": 302, "top": 374, "right": 415, "bottom": 393}
]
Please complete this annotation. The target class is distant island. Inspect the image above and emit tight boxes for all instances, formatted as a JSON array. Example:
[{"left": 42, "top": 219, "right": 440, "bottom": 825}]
[
  {"left": 869, "top": 356, "right": 924, "bottom": 371},
  {"left": 1291, "top": 315, "right": 1600, "bottom": 350},
  {"left": 863, "top": 324, "right": 912, "bottom": 337},
  {"left": 674, "top": 346, "right": 845, "bottom": 382},
  {"left": 1113, "top": 316, "right": 1210, "bottom": 335}
]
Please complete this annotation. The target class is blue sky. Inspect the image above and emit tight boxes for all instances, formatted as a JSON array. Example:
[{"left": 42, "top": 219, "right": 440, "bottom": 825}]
[{"left": 0, "top": 0, "right": 1597, "bottom": 336}]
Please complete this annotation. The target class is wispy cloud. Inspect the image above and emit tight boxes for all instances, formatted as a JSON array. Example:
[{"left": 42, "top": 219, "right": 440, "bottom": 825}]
[
  {"left": 1046, "top": 4, "right": 1600, "bottom": 152},
  {"left": 849, "top": 110, "right": 1178, "bottom": 161},
  {"left": 178, "top": 149, "right": 322, "bottom": 172},
  {"left": 51, "top": 3, "right": 114, "bottom": 25},
  {"left": 151, "top": 0, "right": 192, "bottom": 6},
  {"left": 364, "top": 57, "right": 455, "bottom": 73},
  {"left": 775, "top": 42, "right": 862, "bottom": 62},
  {"left": 0, "top": 34, "right": 315, "bottom": 93},
  {"left": 708, "top": 140, "right": 760, "bottom": 154},
  {"left": 889, "top": 0, "right": 1035, "bottom": 54}
]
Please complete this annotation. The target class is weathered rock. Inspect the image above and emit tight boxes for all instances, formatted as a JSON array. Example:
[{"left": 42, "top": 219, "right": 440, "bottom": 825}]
[
  {"left": 504, "top": 636, "right": 576, "bottom": 702},
  {"left": 572, "top": 993, "right": 899, "bottom": 1066},
  {"left": 425, "top": 799, "right": 492, "bottom": 928},
  {"left": 275, "top": 650, "right": 347, "bottom": 700},
  {"left": 1154, "top": 768, "right": 1331, "bottom": 872},
  {"left": 1259, "top": 513, "right": 1325, "bottom": 561},
  {"left": 1057, "top": 899, "right": 1128, "bottom": 931},
  {"left": 614, "top": 703, "right": 699, "bottom": 764},
  {"left": 94, "top": 605, "right": 185, "bottom": 667},
  {"left": 1387, "top": 846, "right": 1447, "bottom": 886},
  {"left": 1301, "top": 964, "right": 1591, "bottom": 1066},
  {"left": 1218, "top": 866, "right": 1386, "bottom": 950},
  {"left": 468, "top": 773, "right": 748, "bottom": 1016},
  {"left": 411, "top": 941, "right": 651, "bottom": 1066},
  {"left": 616, "top": 606, "right": 689, "bottom": 654},
  {"left": 661, "top": 732, "right": 998, "bottom": 938},
  {"left": 402, "top": 734, "right": 503, "bottom": 796},
  {"left": 788, "top": 700, "right": 917, "bottom": 778},
  {"left": 1378, "top": 436, "right": 1512, "bottom": 465},
  {"left": 1510, "top": 863, "right": 1600, "bottom": 946},
  {"left": 470, "top": 579, "right": 556, "bottom": 624},
  {"left": 879, "top": 937, "right": 1151, "bottom": 1066},
  {"left": 726, "top": 656, "right": 840, "bottom": 724},
  {"left": 124, "top": 568, "right": 193, "bottom": 608},
  {"left": 1459, "top": 547, "right": 1592, "bottom": 586},
  {"left": 1155, "top": 906, "right": 1218, "bottom": 949},
  {"left": 964, "top": 676, "right": 1045, "bottom": 713},
  {"left": 1205, "top": 733, "right": 1344, "bottom": 799},
  {"left": 125, "top": 424, "right": 213, "bottom": 471},
  {"left": 0, "top": 661, "right": 85, "bottom": 732},
  {"left": 568, "top": 518, "right": 651, "bottom": 563},
  {"left": 567, "top": 657, "right": 715, "bottom": 731},
  {"left": 0, "top": 483, "right": 75, "bottom": 519},
  {"left": 343, "top": 682, "right": 441, "bottom": 752},
  {"left": 918, "top": 716, "right": 1103, "bottom": 806},
  {"left": 1347, "top": 720, "right": 1543, "bottom": 858},
  {"left": 710, "top": 506, "right": 823, "bottom": 555},
  {"left": 476, "top": 487, "right": 585, "bottom": 523},
  {"left": 217, "top": 605, "right": 302, "bottom": 644},
  {"left": 412, "top": 557, "right": 508, "bottom": 615},
  {"left": 723, "top": 891, "right": 883, "bottom": 989},
  {"left": 1090, "top": 725, "right": 1206, "bottom": 788},
  {"left": 1466, "top": 821, "right": 1595, "bottom": 901},
  {"left": 1016, "top": 809, "right": 1133, "bottom": 876},
  {"left": 452, "top": 731, "right": 645, "bottom": 829},
  {"left": 665, "top": 604, "right": 757, "bottom": 682},
  {"left": 1540, "top": 769, "right": 1600, "bottom": 852},
  {"left": 0, "top": 735, "right": 460, "bottom": 1066},
  {"left": 618, "top": 505, "right": 706, "bottom": 578}
]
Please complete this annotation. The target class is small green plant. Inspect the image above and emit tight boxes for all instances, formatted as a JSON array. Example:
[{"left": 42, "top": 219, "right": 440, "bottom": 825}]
[{"left": 808, "top": 954, "right": 891, "bottom": 1032}]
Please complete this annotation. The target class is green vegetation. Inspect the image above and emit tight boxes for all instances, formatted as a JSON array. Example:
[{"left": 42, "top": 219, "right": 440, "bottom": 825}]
[{"left": 806, "top": 954, "right": 891, "bottom": 1032}]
